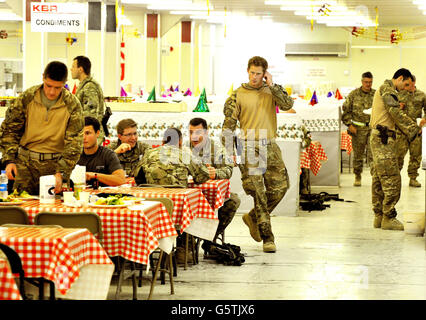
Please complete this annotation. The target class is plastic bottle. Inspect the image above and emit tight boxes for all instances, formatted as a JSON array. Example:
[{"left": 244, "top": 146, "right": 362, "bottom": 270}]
[{"left": 0, "top": 170, "right": 8, "bottom": 199}]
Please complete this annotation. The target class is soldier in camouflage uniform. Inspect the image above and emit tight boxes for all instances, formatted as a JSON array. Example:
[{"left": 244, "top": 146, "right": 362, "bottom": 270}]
[
  {"left": 188, "top": 117, "right": 241, "bottom": 242},
  {"left": 0, "top": 61, "right": 83, "bottom": 195},
  {"left": 108, "top": 118, "right": 151, "bottom": 177},
  {"left": 222, "top": 56, "right": 293, "bottom": 253},
  {"left": 71, "top": 56, "right": 105, "bottom": 144},
  {"left": 369, "top": 68, "right": 420, "bottom": 231},
  {"left": 342, "top": 72, "right": 375, "bottom": 186},
  {"left": 395, "top": 75, "right": 426, "bottom": 187},
  {"left": 137, "top": 127, "right": 210, "bottom": 187}
]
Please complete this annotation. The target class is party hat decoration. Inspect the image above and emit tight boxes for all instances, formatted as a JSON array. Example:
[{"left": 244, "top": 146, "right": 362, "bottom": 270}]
[
  {"left": 169, "top": 85, "right": 174, "bottom": 92},
  {"left": 174, "top": 85, "right": 179, "bottom": 92},
  {"left": 305, "top": 88, "right": 312, "bottom": 101},
  {"left": 64, "top": 84, "right": 70, "bottom": 91},
  {"left": 227, "top": 84, "right": 234, "bottom": 96},
  {"left": 120, "top": 86, "right": 128, "bottom": 97},
  {"left": 335, "top": 88, "right": 343, "bottom": 100},
  {"left": 193, "top": 89, "right": 210, "bottom": 112},
  {"left": 147, "top": 86, "right": 156, "bottom": 102},
  {"left": 327, "top": 91, "right": 333, "bottom": 98},
  {"left": 72, "top": 83, "right": 77, "bottom": 94},
  {"left": 309, "top": 91, "right": 318, "bottom": 106},
  {"left": 184, "top": 88, "right": 192, "bottom": 96}
]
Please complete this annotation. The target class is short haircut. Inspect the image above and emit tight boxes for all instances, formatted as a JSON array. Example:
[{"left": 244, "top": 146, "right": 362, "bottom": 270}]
[
  {"left": 392, "top": 68, "right": 412, "bottom": 81},
  {"left": 189, "top": 117, "right": 208, "bottom": 130},
  {"left": 247, "top": 56, "right": 268, "bottom": 73},
  {"left": 74, "top": 55, "right": 91, "bottom": 75},
  {"left": 43, "top": 61, "right": 68, "bottom": 82},
  {"left": 163, "top": 127, "right": 182, "bottom": 146},
  {"left": 117, "top": 118, "right": 137, "bottom": 135},
  {"left": 362, "top": 71, "right": 373, "bottom": 79},
  {"left": 411, "top": 74, "right": 416, "bottom": 82},
  {"left": 84, "top": 116, "right": 100, "bottom": 132}
]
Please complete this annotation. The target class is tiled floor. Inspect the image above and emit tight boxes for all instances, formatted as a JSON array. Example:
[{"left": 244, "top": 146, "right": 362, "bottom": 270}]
[{"left": 107, "top": 164, "right": 426, "bottom": 300}]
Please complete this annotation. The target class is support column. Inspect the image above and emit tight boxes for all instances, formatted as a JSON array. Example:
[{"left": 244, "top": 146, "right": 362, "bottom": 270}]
[
  {"left": 85, "top": 1, "right": 104, "bottom": 89},
  {"left": 23, "top": 0, "right": 45, "bottom": 88},
  {"left": 179, "top": 21, "right": 191, "bottom": 92},
  {"left": 145, "top": 13, "right": 161, "bottom": 94},
  {"left": 103, "top": 4, "right": 118, "bottom": 96}
]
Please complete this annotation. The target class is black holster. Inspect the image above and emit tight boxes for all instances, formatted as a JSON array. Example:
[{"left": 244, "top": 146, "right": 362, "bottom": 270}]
[{"left": 376, "top": 125, "right": 395, "bottom": 145}]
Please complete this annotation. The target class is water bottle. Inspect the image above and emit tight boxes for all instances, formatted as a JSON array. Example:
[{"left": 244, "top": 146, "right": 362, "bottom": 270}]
[{"left": 0, "top": 170, "right": 8, "bottom": 199}]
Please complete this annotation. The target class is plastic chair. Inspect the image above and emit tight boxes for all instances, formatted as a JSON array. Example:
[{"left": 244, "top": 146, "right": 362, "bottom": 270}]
[
  {"left": 0, "top": 206, "right": 29, "bottom": 225},
  {"left": 34, "top": 212, "right": 103, "bottom": 245},
  {"left": 0, "top": 243, "right": 27, "bottom": 300}
]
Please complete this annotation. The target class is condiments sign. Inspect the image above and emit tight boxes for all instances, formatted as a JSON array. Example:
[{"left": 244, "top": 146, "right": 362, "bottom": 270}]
[{"left": 31, "top": 2, "right": 86, "bottom": 33}]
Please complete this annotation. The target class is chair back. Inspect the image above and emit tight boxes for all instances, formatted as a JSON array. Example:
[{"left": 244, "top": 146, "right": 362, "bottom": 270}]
[
  {"left": 34, "top": 212, "right": 103, "bottom": 244},
  {"left": 0, "top": 207, "right": 29, "bottom": 225},
  {"left": 145, "top": 198, "right": 174, "bottom": 217},
  {"left": 0, "top": 243, "right": 24, "bottom": 276},
  {"left": 2, "top": 224, "right": 63, "bottom": 228}
]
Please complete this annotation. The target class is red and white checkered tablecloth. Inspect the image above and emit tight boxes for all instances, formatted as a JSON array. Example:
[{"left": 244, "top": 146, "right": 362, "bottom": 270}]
[
  {"left": 0, "top": 227, "right": 112, "bottom": 295},
  {"left": 341, "top": 131, "right": 353, "bottom": 154},
  {"left": 300, "top": 141, "right": 328, "bottom": 176},
  {"left": 0, "top": 253, "right": 22, "bottom": 300},
  {"left": 97, "top": 187, "right": 218, "bottom": 239},
  {"left": 20, "top": 199, "right": 176, "bottom": 266},
  {"left": 187, "top": 179, "right": 231, "bottom": 210}
]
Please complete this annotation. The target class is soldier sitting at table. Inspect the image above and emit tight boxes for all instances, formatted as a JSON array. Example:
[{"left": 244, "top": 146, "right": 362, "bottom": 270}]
[
  {"left": 135, "top": 127, "right": 210, "bottom": 187},
  {"left": 188, "top": 117, "right": 241, "bottom": 243},
  {"left": 108, "top": 118, "right": 151, "bottom": 177},
  {"left": 77, "top": 116, "right": 126, "bottom": 187},
  {"left": 135, "top": 127, "right": 211, "bottom": 264}
]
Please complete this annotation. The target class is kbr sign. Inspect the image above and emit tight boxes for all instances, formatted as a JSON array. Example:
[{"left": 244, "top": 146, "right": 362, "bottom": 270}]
[{"left": 31, "top": 2, "right": 86, "bottom": 33}]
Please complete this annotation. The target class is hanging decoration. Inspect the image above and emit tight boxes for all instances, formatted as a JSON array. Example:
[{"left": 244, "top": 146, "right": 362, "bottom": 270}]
[
  {"left": 0, "top": 30, "right": 8, "bottom": 39},
  {"left": 66, "top": 33, "right": 77, "bottom": 45},
  {"left": 390, "top": 29, "right": 402, "bottom": 44},
  {"left": 318, "top": 3, "right": 331, "bottom": 16},
  {"left": 343, "top": 25, "right": 426, "bottom": 43},
  {"left": 310, "top": 0, "right": 314, "bottom": 31}
]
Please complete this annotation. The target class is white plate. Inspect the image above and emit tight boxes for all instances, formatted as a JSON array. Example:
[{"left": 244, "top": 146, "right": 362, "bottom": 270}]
[
  {"left": 0, "top": 201, "right": 25, "bottom": 206},
  {"left": 88, "top": 203, "right": 128, "bottom": 208}
]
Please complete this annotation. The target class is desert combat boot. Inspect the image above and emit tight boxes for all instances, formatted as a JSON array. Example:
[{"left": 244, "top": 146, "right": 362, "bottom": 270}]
[
  {"left": 373, "top": 214, "right": 383, "bottom": 228},
  {"left": 381, "top": 215, "right": 404, "bottom": 231},
  {"left": 242, "top": 213, "right": 261, "bottom": 242},
  {"left": 353, "top": 174, "right": 361, "bottom": 187},
  {"left": 409, "top": 178, "right": 421, "bottom": 188}
]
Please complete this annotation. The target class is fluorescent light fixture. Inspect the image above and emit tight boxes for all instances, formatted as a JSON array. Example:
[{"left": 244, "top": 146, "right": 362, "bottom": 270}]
[
  {"left": 122, "top": 0, "right": 192, "bottom": 4},
  {"left": 147, "top": 4, "right": 212, "bottom": 11},
  {"left": 0, "top": 12, "right": 23, "bottom": 21}
]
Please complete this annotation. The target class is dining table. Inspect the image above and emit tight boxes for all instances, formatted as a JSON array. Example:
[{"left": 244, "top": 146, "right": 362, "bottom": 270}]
[
  {"left": 20, "top": 199, "right": 177, "bottom": 266},
  {"left": 0, "top": 226, "right": 114, "bottom": 300}
]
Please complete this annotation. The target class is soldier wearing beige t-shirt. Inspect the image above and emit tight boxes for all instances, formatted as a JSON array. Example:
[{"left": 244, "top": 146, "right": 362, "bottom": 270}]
[{"left": 222, "top": 56, "right": 293, "bottom": 253}]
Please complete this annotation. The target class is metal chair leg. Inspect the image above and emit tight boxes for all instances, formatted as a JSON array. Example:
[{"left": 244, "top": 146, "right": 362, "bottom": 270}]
[
  {"left": 115, "top": 257, "right": 125, "bottom": 299},
  {"left": 168, "top": 253, "right": 174, "bottom": 295},
  {"left": 130, "top": 262, "right": 138, "bottom": 300},
  {"left": 148, "top": 250, "right": 164, "bottom": 300}
]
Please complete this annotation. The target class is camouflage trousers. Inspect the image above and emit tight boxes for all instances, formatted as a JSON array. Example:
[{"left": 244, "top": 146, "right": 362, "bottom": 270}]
[
  {"left": 214, "top": 192, "right": 241, "bottom": 240},
  {"left": 350, "top": 127, "right": 372, "bottom": 175},
  {"left": 238, "top": 141, "right": 289, "bottom": 242},
  {"left": 370, "top": 131, "right": 400, "bottom": 218},
  {"left": 395, "top": 129, "right": 421, "bottom": 179},
  {"left": 13, "top": 152, "right": 59, "bottom": 195}
]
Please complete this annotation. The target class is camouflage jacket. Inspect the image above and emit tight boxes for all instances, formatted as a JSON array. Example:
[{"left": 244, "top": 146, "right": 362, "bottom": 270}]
[
  {"left": 139, "top": 145, "right": 210, "bottom": 187},
  {"left": 188, "top": 138, "right": 234, "bottom": 180},
  {"left": 75, "top": 76, "right": 105, "bottom": 122},
  {"left": 377, "top": 79, "right": 419, "bottom": 140},
  {"left": 108, "top": 140, "right": 151, "bottom": 176},
  {"left": 342, "top": 87, "right": 376, "bottom": 127},
  {"left": 222, "top": 82, "right": 293, "bottom": 148},
  {"left": 397, "top": 88, "right": 426, "bottom": 120},
  {"left": 0, "top": 85, "right": 84, "bottom": 176}
]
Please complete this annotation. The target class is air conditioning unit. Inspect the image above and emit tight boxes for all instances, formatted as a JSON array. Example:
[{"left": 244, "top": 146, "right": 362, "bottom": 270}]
[{"left": 285, "top": 42, "right": 349, "bottom": 57}]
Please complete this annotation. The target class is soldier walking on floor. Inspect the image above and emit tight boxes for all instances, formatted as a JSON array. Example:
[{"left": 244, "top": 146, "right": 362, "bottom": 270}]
[
  {"left": 342, "top": 72, "right": 376, "bottom": 186},
  {"left": 369, "top": 68, "right": 420, "bottom": 231}
]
